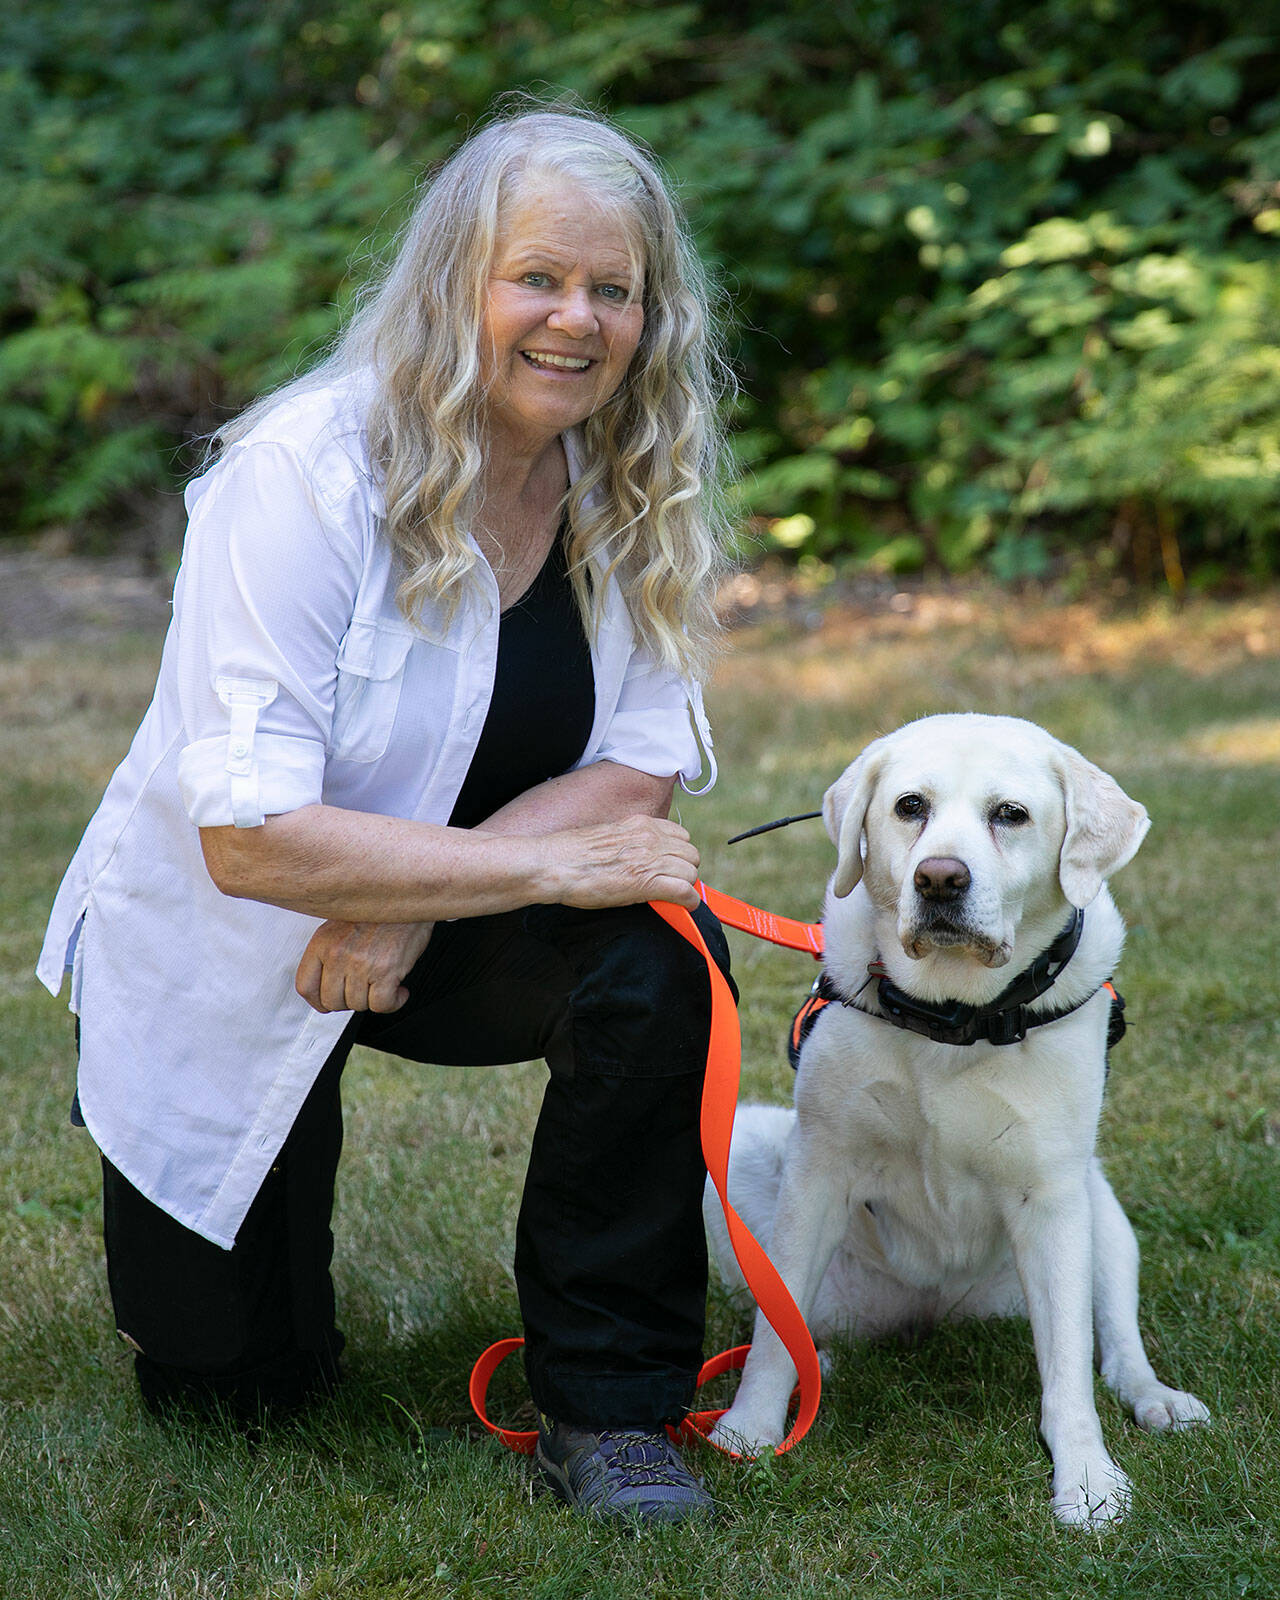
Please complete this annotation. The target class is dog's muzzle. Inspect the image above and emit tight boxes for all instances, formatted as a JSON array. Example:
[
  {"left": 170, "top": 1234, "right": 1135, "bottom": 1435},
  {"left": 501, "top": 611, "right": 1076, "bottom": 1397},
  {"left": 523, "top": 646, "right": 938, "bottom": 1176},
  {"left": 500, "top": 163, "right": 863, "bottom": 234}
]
[{"left": 904, "top": 856, "right": 1008, "bottom": 965}]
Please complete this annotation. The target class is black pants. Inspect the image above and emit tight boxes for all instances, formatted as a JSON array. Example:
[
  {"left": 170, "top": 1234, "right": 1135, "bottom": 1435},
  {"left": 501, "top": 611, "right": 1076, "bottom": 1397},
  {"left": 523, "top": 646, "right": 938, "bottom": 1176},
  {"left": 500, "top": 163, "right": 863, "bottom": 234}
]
[{"left": 102, "top": 900, "right": 733, "bottom": 1428}]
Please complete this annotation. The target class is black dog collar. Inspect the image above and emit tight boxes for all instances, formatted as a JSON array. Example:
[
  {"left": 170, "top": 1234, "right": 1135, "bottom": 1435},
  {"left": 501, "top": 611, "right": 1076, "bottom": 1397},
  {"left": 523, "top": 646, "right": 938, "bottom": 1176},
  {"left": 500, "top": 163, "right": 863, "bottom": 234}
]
[{"left": 828, "top": 909, "right": 1099, "bottom": 1048}]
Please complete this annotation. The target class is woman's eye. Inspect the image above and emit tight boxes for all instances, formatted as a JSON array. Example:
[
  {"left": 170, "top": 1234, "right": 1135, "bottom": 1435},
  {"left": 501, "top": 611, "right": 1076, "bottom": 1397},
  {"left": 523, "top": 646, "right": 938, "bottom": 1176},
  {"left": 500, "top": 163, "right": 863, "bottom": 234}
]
[
  {"left": 521, "top": 272, "right": 552, "bottom": 288},
  {"left": 992, "top": 802, "right": 1030, "bottom": 826},
  {"left": 894, "top": 794, "right": 928, "bottom": 820},
  {"left": 597, "top": 283, "right": 628, "bottom": 302}
]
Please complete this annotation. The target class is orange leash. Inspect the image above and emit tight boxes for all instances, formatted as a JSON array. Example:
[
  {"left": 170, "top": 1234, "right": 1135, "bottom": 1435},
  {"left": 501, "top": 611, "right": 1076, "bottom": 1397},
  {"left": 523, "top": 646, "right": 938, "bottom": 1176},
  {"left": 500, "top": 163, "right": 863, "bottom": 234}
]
[
  {"left": 652, "top": 900, "right": 822, "bottom": 1457},
  {"left": 695, "top": 881, "right": 825, "bottom": 959},
  {"left": 469, "top": 894, "right": 824, "bottom": 1459}
]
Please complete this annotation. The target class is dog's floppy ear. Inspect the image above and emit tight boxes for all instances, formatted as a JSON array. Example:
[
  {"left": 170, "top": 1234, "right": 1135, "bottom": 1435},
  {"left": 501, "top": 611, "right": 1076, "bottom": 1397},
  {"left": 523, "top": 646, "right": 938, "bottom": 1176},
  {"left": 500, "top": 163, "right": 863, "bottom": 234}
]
[
  {"left": 1055, "top": 747, "right": 1150, "bottom": 907},
  {"left": 823, "top": 746, "right": 884, "bottom": 898}
]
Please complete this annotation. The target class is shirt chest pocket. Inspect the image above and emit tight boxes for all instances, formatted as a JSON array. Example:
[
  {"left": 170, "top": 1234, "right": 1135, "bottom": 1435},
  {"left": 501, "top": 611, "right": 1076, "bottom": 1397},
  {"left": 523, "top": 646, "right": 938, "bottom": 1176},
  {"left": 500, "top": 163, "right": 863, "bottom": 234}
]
[{"left": 331, "top": 618, "right": 416, "bottom": 763}]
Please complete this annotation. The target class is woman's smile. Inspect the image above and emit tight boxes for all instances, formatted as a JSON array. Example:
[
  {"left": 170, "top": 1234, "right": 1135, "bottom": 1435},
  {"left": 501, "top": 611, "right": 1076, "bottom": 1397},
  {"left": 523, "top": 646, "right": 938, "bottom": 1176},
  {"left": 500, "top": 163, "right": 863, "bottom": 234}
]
[{"left": 520, "top": 350, "right": 593, "bottom": 371}]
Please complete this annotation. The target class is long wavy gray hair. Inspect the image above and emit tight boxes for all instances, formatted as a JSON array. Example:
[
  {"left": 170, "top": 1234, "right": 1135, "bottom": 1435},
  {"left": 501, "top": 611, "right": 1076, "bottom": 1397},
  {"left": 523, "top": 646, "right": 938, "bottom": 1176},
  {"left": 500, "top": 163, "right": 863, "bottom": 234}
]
[{"left": 216, "top": 101, "right": 735, "bottom": 680}]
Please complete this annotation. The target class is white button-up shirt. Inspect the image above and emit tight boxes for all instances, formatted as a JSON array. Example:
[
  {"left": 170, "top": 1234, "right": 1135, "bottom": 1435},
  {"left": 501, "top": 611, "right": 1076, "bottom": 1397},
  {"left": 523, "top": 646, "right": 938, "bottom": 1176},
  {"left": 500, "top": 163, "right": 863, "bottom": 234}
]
[{"left": 38, "top": 381, "right": 715, "bottom": 1249}]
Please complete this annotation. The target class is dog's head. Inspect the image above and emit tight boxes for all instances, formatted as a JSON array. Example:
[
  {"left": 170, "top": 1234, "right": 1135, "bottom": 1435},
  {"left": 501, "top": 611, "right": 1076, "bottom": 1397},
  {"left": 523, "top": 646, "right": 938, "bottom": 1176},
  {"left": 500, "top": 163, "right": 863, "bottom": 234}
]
[{"left": 822, "top": 715, "right": 1149, "bottom": 968}]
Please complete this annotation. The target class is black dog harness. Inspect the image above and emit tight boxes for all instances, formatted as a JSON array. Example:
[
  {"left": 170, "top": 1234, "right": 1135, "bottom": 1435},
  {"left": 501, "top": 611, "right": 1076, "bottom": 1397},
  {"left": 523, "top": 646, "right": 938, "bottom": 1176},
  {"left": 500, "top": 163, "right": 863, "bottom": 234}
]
[{"left": 787, "top": 909, "right": 1127, "bottom": 1068}]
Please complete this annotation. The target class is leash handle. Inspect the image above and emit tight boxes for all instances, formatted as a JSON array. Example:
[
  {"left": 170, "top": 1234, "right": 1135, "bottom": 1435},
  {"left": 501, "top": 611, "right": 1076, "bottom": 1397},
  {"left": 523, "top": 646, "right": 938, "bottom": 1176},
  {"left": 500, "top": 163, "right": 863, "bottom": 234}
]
[
  {"left": 468, "top": 1339, "right": 803, "bottom": 1456},
  {"left": 696, "top": 881, "right": 824, "bottom": 959},
  {"left": 468, "top": 1337, "right": 538, "bottom": 1454}
]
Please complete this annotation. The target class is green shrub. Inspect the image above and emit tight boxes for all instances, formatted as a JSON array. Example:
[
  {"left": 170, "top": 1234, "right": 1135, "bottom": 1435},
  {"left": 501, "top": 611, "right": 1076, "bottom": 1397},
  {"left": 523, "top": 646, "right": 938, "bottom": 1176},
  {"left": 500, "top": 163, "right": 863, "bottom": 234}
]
[{"left": 1, "top": 1, "right": 1276, "bottom": 584}]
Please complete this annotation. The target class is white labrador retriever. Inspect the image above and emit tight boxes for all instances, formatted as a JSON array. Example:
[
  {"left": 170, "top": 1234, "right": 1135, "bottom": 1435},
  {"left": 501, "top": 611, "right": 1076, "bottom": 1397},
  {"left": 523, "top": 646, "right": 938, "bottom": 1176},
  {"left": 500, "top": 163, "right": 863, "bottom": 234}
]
[{"left": 706, "top": 713, "right": 1208, "bottom": 1528}]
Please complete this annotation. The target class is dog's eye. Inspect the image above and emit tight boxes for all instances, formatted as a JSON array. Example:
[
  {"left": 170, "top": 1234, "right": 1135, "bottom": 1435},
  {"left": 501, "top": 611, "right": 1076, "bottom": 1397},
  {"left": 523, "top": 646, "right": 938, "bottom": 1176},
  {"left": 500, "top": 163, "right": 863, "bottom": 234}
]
[
  {"left": 992, "top": 802, "right": 1030, "bottom": 826},
  {"left": 894, "top": 793, "right": 929, "bottom": 820}
]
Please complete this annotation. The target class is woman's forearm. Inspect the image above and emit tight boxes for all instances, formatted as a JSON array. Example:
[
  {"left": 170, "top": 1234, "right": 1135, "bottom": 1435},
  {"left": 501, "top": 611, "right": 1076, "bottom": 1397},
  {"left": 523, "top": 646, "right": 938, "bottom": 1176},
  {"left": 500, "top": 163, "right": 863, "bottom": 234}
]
[
  {"left": 199, "top": 763, "right": 693, "bottom": 922},
  {"left": 201, "top": 805, "right": 551, "bottom": 921}
]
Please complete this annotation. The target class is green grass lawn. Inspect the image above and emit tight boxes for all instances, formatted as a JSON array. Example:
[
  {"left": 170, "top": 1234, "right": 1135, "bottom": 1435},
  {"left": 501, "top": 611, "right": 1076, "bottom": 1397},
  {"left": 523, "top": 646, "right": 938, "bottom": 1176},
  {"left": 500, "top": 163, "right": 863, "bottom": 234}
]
[{"left": 1, "top": 588, "right": 1277, "bottom": 1599}]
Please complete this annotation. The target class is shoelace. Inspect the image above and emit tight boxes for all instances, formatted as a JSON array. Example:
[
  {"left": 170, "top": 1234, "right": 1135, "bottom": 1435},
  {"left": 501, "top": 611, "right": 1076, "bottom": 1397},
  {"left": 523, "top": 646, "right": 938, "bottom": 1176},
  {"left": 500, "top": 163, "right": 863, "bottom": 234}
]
[{"left": 576, "top": 1429, "right": 690, "bottom": 1486}]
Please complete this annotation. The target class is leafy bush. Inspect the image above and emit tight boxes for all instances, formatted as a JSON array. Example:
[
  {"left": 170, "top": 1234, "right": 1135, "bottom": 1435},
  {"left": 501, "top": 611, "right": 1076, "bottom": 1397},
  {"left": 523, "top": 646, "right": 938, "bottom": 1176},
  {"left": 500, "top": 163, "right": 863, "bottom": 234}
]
[
  {"left": 1, "top": 0, "right": 1276, "bottom": 585},
  {"left": 655, "top": 7, "right": 1280, "bottom": 586}
]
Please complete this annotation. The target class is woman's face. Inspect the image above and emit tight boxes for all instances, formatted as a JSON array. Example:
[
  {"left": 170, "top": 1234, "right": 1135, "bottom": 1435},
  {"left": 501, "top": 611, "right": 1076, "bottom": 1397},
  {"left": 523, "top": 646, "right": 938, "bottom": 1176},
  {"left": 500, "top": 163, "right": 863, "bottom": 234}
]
[{"left": 479, "top": 173, "right": 645, "bottom": 455}]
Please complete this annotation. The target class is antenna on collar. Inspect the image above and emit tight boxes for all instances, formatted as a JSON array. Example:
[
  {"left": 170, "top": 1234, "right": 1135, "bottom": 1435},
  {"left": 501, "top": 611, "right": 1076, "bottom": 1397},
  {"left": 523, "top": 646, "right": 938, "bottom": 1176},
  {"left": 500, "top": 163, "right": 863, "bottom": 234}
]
[{"left": 728, "top": 811, "right": 823, "bottom": 845}]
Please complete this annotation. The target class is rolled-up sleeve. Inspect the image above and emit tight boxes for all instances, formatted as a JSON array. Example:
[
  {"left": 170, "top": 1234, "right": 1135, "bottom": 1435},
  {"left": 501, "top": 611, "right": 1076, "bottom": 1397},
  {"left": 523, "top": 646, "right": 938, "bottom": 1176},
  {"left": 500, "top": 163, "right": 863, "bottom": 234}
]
[
  {"left": 593, "top": 645, "right": 717, "bottom": 795},
  {"left": 174, "top": 441, "right": 365, "bottom": 828}
]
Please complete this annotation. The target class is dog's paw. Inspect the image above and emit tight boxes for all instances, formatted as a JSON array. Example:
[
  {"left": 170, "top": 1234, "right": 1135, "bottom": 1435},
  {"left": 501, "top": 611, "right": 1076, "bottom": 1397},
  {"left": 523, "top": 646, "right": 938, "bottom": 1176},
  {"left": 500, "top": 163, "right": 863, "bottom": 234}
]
[
  {"left": 1132, "top": 1384, "right": 1211, "bottom": 1433},
  {"left": 1051, "top": 1457, "right": 1132, "bottom": 1530},
  {"left": 708, "top": 1404, "right": 784, "bottom": 1459}
]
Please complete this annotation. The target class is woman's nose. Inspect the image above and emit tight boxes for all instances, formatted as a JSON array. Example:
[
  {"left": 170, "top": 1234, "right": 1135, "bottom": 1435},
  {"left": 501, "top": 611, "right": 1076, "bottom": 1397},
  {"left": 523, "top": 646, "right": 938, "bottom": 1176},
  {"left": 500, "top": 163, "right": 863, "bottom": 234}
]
[{"left": 547, "top": 287, "right": 598, "bottom": 337}]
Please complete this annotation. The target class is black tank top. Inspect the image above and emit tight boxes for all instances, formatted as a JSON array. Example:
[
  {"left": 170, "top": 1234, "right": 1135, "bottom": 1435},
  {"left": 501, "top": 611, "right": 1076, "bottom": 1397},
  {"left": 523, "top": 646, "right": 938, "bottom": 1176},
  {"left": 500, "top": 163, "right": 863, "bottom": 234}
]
[{"left": 448, "top": 527, "right": 596, "bottom": 829}]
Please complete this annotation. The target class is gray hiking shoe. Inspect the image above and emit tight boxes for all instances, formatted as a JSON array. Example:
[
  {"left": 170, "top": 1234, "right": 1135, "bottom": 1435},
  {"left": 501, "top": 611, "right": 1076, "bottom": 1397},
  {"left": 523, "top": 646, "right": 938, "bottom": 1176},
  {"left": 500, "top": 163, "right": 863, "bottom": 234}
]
[{"left": 535, "top": 1417, "right": 715, "bottom": 1524}]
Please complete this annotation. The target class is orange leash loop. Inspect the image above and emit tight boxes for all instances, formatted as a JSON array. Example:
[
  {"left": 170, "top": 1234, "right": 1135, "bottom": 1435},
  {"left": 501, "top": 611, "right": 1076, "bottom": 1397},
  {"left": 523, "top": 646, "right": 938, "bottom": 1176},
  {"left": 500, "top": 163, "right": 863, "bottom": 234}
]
[
  {"left": 469, "top": 896, "right": 822, "bottom": 1459},
  {"left": 467, "top": 1339, "right": 762, "bottom": 1458},
  {"left": 467, "top": 1337, "right": 538, "bottom": 1454}
]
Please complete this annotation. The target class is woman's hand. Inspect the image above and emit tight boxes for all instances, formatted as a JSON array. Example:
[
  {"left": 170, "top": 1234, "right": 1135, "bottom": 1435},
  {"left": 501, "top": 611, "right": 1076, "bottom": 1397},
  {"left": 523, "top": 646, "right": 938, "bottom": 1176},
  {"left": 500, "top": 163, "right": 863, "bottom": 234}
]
[
  {"left": 537, "top": 813, "right": 701, "bottom": 910},
  {"left": 295, "top": 919, "right": 435, "bottom": 1014}
]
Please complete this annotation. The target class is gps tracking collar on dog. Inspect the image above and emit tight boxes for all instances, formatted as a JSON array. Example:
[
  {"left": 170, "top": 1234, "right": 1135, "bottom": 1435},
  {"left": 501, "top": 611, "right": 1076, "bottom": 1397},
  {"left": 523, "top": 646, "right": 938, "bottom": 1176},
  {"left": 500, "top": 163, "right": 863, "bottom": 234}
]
[
  {"left": 865, "top": 908, "right": 1088, "bottom": 1046},
  {"left": 790, "top": 909, "right": 1127, "bottom": 1057}
]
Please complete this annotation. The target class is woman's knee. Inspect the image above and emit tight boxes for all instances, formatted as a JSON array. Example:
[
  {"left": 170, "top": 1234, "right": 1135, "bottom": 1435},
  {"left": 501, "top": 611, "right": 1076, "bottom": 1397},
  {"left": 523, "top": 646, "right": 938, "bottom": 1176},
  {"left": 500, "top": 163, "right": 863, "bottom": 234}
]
[
  {"left": 101, "top": 1147, "right": 343, "bottom": 1420},
  {"left": 131, "top": 1339, "right": 342, "bottom": 1423}
]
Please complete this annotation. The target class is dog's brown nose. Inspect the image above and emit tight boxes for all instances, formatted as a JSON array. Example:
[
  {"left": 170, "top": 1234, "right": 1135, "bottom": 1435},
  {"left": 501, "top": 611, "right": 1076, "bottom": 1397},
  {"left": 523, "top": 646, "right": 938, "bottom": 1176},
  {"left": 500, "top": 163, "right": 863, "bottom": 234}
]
[{"left": 914, "top": 857, "right": 971, "bottom": 900}]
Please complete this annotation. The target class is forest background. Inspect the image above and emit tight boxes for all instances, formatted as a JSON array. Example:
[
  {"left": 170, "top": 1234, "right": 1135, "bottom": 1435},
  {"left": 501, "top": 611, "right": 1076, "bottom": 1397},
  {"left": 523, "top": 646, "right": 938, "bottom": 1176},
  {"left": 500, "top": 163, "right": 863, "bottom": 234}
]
[{"left": 2, "top": 0, "right": 1277, "bottom": 595}]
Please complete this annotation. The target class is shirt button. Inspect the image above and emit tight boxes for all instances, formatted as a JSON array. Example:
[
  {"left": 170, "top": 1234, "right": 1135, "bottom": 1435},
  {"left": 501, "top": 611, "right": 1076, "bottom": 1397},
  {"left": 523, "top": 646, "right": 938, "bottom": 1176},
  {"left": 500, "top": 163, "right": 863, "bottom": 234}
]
[{"left": 231, "top": 740, "right": 249, "bottom": 758}]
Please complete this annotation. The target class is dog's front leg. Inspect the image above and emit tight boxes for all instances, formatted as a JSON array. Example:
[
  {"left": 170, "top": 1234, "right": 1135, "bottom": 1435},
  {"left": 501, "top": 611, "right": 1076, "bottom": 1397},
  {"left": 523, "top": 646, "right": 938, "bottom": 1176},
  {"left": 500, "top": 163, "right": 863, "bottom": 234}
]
[
  {"left": 1004, "top": 1179, "right": 1131, "bottom": 1528},
  {"left": 710, "top": 1127, "right": 852, "bottom": 1457}
]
